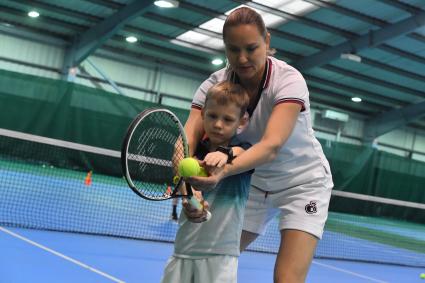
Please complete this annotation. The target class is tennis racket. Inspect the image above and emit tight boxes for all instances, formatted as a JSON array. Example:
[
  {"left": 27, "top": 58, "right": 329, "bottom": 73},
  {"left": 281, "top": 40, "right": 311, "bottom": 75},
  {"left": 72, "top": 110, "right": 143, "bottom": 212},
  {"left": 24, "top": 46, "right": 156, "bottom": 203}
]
[{"left": 121, "top": 108, "right": 211, "bottom": 220}]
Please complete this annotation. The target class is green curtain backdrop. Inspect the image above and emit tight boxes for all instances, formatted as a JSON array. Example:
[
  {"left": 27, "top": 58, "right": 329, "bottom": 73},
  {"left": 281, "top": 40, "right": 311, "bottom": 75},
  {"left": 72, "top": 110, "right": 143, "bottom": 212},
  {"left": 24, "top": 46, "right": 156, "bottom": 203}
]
[{"left": 0, "top": 69, "right": 423, "bottom": 222}]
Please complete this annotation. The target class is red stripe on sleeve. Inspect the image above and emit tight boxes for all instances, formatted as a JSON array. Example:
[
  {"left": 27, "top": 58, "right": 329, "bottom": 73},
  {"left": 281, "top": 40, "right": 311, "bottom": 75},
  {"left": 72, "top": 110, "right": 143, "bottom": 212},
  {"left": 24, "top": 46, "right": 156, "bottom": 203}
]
[{"left": 275, "top": 100, "right": 305, "bottom": 112}]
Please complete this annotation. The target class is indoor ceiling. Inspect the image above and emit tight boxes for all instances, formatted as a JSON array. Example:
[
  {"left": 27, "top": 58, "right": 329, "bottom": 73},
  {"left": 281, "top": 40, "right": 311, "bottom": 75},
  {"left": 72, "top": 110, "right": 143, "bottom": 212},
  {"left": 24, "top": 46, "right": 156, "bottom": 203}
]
[{"left": 0, "top": 0, "right": 425, "bottom": 135}]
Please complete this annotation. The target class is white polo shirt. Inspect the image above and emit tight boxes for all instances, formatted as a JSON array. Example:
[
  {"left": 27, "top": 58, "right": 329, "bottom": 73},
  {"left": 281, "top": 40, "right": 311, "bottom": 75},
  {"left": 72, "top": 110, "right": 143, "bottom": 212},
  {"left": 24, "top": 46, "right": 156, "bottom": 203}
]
[{"left": 192, "top": 56, "right": 331, "bottom": 192}]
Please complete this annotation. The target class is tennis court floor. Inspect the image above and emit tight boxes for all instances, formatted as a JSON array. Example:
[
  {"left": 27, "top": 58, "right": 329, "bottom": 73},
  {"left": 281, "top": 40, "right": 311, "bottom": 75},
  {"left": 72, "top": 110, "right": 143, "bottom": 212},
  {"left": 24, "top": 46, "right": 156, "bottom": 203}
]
[{"left": 1, "top": 227, "right": 423, "bottom": 283}]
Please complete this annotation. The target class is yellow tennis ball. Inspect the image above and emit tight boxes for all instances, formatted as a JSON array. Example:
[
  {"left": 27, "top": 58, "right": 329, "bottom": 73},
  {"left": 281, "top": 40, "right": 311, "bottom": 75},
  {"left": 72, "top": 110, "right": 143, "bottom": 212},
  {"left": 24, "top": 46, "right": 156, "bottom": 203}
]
[
  {"left": 198, "top": 167, "right": 208, "bottom": 177},
  {"left": 420, "top": 273, "right": 425, "bottom": 279},
  {"left": 178, "top": 158, "right": 200, "bottom": 177}
]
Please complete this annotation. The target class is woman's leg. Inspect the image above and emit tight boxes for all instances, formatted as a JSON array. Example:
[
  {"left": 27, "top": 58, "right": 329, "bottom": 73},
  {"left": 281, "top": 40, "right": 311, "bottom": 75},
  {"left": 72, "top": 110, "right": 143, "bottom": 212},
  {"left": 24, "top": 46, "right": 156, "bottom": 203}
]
[
  {"left": 274, "top": 229, "right": 317, "bottom": 283},
  {"left": 240, "top": 230, "right": 259, "bottom": 251}
]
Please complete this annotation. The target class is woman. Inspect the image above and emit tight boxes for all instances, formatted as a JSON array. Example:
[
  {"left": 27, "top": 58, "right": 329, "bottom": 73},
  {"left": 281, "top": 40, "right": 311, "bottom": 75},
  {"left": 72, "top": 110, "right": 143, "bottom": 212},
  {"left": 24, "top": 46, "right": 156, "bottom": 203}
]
[{"left": 184, "top": 7, "right": 333, "bottom": 283}]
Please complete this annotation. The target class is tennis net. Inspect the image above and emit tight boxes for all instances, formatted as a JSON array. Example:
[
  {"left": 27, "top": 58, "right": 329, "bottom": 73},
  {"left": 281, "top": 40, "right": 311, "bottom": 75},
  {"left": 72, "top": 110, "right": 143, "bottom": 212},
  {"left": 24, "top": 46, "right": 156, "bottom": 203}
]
[{"left": 0, "top": 128, "right": 424, "bottom": 267}]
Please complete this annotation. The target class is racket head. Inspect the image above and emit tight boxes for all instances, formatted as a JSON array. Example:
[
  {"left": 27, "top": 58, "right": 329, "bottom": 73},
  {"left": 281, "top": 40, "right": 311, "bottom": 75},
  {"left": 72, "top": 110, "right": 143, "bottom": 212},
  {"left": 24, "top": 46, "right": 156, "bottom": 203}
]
[{"left": 121, "top": 108, "right": 190, "bottom": 200}]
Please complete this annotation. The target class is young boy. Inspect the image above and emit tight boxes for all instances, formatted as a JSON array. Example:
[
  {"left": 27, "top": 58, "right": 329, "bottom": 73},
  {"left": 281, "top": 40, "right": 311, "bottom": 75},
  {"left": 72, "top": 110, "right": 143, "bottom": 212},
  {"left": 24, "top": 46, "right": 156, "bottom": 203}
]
[{"left": 161, "top": 81, "right": 253, "bottom": 283}]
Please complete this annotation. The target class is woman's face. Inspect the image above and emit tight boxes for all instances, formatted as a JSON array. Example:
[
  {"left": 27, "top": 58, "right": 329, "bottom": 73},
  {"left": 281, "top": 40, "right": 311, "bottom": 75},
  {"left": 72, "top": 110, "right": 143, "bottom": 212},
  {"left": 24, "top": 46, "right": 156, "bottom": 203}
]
[{"left": 224, "top": 24, "right": 270, "bottom": 84}]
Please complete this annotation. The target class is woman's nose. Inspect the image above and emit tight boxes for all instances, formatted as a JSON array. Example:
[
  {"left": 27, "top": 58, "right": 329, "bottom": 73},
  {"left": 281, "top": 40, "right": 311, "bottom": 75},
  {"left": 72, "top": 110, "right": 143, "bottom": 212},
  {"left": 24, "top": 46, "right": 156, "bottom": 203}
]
[{"left": 238, "top": 51, "right": 248, "bottom": 64}]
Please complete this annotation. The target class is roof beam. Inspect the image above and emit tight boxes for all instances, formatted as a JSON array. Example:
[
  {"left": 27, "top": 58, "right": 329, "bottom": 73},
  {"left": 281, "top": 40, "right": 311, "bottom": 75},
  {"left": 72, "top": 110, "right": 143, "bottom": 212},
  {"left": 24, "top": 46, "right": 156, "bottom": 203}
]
[
  {"left": 233, "top": 0, "right": 354, "bottom": 38},
  {"left": 363, "top": 101, "right": 425, "bottom": 142},
  {"left": 62, "top": 0, "right": 153, "bottom": 76},
  {"left": 377, "top": 0, "right": 420, "bottom": 15},
  {"left": 294, "top": 9, "right": 425, "bottom": 70},
  {"left": 305, "top": 0, "right": 425, "bottom": 45}
]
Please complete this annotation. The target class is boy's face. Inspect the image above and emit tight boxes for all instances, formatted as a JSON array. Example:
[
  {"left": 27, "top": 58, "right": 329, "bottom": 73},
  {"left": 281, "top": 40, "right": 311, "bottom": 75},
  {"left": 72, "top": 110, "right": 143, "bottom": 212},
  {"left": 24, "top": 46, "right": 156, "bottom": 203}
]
[{"left": 202, "top": 99, "right": 245, "bottom": 147}]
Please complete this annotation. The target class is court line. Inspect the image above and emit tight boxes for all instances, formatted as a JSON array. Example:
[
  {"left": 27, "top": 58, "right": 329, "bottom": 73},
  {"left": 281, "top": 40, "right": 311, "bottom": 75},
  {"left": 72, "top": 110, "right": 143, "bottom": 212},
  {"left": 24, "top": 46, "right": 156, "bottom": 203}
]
[
  {"left": 0, "top": 226, "right": 125, "bottom": 283},
  {"left": 312, "top": 260, "right": 388, "bottom": 283}
]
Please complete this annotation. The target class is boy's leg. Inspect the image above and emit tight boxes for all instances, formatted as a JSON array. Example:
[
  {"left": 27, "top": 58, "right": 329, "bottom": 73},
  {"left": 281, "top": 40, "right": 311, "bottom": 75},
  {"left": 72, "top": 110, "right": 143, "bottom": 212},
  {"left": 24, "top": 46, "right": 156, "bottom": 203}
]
[
  {"left": 161, "top": 256, "right": 194, "bottom": 283},
  {"left": 193, "top": 256, "right": 238, "bottom": 283},
  {"left": 274, "top": 229, "right": 317, "bottom": 283}
]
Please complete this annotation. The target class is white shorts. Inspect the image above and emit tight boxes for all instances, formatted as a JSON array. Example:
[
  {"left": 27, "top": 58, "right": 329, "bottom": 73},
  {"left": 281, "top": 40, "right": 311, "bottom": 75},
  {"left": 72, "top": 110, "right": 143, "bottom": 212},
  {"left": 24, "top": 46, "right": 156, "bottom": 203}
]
[
  {"left": 242, "top": 172, "right": 333, "bottom": 239},
  {"left": 161, "top": 255, "right": 238, "bottom": 283}
]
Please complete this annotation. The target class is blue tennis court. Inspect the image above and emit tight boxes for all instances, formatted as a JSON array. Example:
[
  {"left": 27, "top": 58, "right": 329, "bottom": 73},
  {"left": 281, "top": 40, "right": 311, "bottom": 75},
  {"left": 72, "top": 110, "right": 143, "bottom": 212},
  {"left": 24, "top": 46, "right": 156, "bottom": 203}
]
[{"left": 1, "top": 227, "right": 424, "bottom": 283}]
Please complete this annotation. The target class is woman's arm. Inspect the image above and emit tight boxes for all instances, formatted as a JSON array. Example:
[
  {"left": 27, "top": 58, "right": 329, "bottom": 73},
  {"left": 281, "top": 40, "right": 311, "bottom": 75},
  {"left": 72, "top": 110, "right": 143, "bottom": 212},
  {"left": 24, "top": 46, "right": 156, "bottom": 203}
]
[
  {"left": 189, "top": 103, "right": 301, "bottom": 189},
  {"left": 184, "top": 108, "right": 205, "bottom": 156},
  {"left": 226, "top": 102, "right": 301, "bottom": 175}
]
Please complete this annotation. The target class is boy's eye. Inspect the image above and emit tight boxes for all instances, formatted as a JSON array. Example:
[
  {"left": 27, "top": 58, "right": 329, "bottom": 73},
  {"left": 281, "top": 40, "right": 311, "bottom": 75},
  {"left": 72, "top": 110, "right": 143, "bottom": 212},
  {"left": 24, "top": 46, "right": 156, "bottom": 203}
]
[
  {"left": 208, "top": 113, "right": 217, "bottom": 119},
  {"left": 247, "top": 46, "right": 257, "bottom": 52}
]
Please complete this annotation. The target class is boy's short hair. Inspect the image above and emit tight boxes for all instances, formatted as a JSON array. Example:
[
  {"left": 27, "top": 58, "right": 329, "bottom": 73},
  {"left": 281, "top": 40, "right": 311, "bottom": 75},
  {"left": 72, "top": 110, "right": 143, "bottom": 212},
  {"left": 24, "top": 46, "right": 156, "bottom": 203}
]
[{"left": 205, "top": 81, "right": 250, "bottom": 117}]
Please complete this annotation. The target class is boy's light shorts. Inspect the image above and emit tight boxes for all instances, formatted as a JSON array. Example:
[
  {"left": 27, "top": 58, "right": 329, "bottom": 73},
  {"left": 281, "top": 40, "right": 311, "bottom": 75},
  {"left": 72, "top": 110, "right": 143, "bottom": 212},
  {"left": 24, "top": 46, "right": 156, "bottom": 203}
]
[
  {"left": 243, "top": 172, "right": 333, "bottom": 239},
  {"left": 161, "top": 255, "right": 238, "bottom": 283}
]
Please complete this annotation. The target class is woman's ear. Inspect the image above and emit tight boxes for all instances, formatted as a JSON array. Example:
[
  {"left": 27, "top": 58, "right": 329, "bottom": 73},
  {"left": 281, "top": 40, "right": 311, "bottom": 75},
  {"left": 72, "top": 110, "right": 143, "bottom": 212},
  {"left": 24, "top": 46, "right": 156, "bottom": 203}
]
[
  {"left": 238, "top": 111, "right": 249, "bottom": 131},
  {"left": 266, "top": 32, "right": 271, "bottom": 49}
]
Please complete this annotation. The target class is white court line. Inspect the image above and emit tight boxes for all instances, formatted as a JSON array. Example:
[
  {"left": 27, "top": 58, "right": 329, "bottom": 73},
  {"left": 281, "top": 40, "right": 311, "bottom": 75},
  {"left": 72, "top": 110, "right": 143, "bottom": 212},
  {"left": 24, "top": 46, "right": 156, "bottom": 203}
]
[
  {"left": 0, "top": 226, "right": 125, "bottom": 283},
  {"left": 312, "top": 260, "right": 388, "bottom": 283}
]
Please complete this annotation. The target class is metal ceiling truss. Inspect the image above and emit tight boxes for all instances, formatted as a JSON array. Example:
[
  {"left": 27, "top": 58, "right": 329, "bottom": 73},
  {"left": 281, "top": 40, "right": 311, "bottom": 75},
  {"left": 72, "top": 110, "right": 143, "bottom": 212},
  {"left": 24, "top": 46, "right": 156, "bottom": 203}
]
[{"left": 62, "top": 0, "right": 153, "bottom": 77}]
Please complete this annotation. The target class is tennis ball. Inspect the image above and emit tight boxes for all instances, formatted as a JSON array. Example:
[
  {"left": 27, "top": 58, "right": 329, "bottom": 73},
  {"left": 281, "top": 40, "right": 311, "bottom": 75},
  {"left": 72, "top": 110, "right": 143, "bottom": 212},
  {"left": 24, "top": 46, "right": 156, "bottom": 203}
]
[
  {"left": 420, "top": 273, "right": 425, "bottom": 279},
  {"left": 198, "top": 167, "right": 208, "bottom": 177},
  {"left": 178, "top": 158, "right": 201, "bottom": 177}
]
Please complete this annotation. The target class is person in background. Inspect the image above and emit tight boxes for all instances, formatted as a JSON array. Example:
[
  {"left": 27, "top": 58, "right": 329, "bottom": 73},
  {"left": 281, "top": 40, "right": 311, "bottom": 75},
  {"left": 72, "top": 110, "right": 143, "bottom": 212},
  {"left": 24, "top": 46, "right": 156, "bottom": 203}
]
[{"left": 170, "top": 198, "right": 179, "bottom": 221}]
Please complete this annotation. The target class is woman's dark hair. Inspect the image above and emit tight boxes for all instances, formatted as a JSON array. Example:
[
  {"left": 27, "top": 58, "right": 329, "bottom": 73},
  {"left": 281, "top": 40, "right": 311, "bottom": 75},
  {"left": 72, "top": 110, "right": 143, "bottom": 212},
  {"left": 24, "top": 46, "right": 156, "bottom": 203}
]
[{"left": 223, "top": 7, "right": 275, "bottom": 55}]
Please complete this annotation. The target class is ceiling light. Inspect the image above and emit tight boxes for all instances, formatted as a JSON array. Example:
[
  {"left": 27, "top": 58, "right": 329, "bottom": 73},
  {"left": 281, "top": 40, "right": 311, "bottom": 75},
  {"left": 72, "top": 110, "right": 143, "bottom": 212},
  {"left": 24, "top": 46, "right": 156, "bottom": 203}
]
[
  {"left": 154, "top": 0, "right": 179, "bottom": 8},
  {"left": 212, "top": 58, "right": 223, "bottom": 65},
  {"left": 126, "top": 36, "right": 138, "bottom": 43},
  {"left": 340, "top": 53, "right": 362, "bottom": 63},
  {"left": 351, "top": 97, "right": 362, "bottom": 103},
  {"left": 28, "top": 11, "right": 40, "bottom": 18}
]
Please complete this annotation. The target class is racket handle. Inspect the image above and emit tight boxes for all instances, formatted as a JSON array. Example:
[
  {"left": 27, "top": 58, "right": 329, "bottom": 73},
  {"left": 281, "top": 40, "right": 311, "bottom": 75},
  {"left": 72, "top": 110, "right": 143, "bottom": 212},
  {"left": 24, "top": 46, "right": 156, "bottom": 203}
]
[{"left": 188, "top": 197, "right": 212, "bottom": 222}]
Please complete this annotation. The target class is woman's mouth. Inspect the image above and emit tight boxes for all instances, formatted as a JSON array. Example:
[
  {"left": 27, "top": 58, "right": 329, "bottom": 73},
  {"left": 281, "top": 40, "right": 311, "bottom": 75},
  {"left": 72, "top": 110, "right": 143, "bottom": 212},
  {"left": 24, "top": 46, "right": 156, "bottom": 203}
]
[{"left": 237, "top": 65, "right": 253, "bottom": 74}]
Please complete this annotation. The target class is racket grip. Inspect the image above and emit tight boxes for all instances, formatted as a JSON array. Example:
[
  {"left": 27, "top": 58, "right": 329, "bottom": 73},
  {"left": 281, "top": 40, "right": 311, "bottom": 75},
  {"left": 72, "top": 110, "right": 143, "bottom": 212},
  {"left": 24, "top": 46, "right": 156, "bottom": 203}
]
[{"left": 188, "top": 197, "right": 212, "bottom": 222}]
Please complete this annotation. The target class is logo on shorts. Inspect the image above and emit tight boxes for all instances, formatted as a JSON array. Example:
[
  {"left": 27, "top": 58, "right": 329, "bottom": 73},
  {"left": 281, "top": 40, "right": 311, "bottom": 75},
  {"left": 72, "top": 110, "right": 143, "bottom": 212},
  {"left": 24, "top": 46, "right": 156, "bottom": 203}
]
[{"left": 305, "top": 201, "right": 317, "bottom": 214}]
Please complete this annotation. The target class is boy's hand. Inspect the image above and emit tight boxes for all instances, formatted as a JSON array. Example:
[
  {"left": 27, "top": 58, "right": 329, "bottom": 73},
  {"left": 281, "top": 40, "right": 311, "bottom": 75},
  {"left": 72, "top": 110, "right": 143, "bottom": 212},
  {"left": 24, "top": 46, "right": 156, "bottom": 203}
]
[
  {"left": 182, "top": 199, "right": 210, "bottom": 223},
  {"left": 182, "top": 190, "right": 210, "bottom": 223},
  {"left": 203, "top": 151, "right": 228, "bottom": 168}
]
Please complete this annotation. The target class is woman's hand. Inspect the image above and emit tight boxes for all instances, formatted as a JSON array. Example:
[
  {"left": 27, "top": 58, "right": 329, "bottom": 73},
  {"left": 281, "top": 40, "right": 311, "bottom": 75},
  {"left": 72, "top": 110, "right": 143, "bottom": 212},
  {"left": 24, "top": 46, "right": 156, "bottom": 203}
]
[{"left": 187, "top": 161, "right": 226, "bottom": 192}]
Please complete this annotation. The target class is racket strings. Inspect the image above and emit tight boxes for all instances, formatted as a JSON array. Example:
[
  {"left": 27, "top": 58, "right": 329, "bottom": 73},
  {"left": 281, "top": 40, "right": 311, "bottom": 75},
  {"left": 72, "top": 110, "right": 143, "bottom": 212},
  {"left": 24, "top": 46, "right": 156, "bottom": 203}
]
[{"left": 126, "top": 112, "right": 185, "bottom": 199}]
